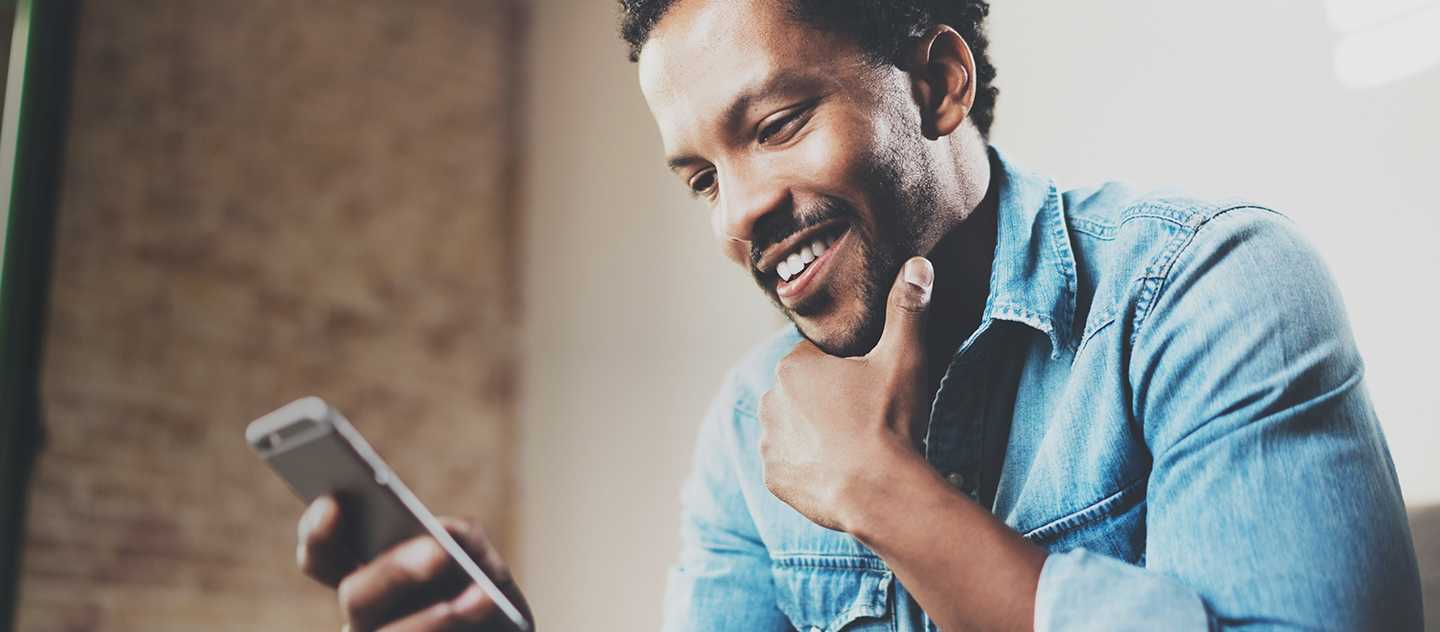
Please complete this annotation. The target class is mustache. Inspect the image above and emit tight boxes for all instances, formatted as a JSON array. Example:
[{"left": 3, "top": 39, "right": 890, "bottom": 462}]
[{"left": 749, "top": 198, "right": 856, "bottom": 269}]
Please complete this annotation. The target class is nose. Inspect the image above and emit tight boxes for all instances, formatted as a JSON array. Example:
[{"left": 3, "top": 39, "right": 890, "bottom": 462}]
[{"left": 714, "top": 163, "right": 790, "bottom": 265}]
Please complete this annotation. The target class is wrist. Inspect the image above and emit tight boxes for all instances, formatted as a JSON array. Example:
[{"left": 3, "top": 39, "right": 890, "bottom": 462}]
[{"left": 836, "top": 441, "right": 944, "bottom": 540}]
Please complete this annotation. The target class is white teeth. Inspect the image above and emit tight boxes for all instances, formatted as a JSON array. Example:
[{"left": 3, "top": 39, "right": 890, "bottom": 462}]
[
  {"left": 786, "top": 253, "right": 804, "bottom": 275},
  {"left": 776, "top": 233, "right": 842, "bottom": 284}
]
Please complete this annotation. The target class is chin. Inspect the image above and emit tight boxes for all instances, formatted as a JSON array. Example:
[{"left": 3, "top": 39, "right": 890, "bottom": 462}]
[
  {"left": 789, "top": 300, "right": 882, "bottom": 358},
  {"left": 764, "top": 226, "right": 896, "bottom": 357}
]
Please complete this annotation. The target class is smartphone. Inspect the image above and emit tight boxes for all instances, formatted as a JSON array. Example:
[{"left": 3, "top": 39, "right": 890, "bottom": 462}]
[{"left": 246, "top": 396, "right": 529, "bottom": 631}]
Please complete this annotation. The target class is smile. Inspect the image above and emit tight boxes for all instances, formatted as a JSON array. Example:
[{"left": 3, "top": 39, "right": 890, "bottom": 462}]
[
  {"left": 777, "top": 232, "right": 836, "bottom": 282},
  {"left": 765, "top": 225, "right": 851, "bottom": 304}
]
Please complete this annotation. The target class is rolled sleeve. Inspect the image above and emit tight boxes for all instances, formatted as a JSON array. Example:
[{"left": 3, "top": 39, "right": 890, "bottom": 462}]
[{"left": 1034, "top": 549, "right": 1211, "bottom": 632}]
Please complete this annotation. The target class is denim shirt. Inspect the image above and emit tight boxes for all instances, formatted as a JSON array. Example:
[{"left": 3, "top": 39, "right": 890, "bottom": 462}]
[{"left": 660, "top": 148, "right": 1424, "bottom": 631}]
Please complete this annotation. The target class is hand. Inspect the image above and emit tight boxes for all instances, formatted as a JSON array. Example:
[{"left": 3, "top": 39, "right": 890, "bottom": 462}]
[
  {"left": 296, "top": 496, "right": 534, "bottom": 632},
  {"left": 759, "top": 256, "right": 935, "bottom": 532}
]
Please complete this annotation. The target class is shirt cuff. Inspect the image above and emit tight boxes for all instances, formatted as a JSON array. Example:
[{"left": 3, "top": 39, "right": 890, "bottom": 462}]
[{"left": 1034, "top": 548, "right": 1213, "bottom": 632}]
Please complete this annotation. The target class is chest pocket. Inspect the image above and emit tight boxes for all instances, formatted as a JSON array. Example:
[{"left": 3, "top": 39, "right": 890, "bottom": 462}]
[
  {"left": 1020, "top": 476, "right": 1148, "bottom": 563},
  {"left": 770, "top": 555, "right": 893, "bottom": 632}
]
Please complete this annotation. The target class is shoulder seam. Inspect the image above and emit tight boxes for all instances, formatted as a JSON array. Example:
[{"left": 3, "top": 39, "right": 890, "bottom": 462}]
[{"left": 1129, "top": 205, "right": 1281, "bottom": 343}]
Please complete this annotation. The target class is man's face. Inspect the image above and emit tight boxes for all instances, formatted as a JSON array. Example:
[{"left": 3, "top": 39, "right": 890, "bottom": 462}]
[{"left": 638, "top": 0, "right": 951, "bottom": 357}]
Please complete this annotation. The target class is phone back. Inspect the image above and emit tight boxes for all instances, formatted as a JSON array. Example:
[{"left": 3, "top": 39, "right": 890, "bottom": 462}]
[{"left": 247, "top": 397, "right": 423, "bottom": 561}]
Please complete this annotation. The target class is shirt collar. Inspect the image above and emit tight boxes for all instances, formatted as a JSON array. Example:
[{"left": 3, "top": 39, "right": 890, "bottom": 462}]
[{"left": 977, "top": 147, "right": 1078, "bottom": 359}]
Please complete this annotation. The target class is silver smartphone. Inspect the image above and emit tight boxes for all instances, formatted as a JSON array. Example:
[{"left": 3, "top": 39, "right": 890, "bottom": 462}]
[{"left": 246, "top": 396, "right": 529, "bottom": 631}]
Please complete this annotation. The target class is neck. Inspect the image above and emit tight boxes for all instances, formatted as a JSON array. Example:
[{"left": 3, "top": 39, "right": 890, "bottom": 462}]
[{"left": 921, "top": 161, "right": 1001, "bottom": 396}]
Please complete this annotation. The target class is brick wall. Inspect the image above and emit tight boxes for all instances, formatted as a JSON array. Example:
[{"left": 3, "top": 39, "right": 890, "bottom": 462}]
[{"left": 15, "top": 2, "right": 525, "bottom": 630}]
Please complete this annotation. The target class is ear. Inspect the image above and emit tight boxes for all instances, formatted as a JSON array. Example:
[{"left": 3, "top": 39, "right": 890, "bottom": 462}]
[{"left": 906, "top": 26, "right": 978, "bottom": 140}]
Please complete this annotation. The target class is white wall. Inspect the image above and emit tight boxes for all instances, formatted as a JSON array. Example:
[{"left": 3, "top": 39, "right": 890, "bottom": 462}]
[
  {"left": 985, "top": 1, "right": 1440, "bottom": 505},
  {"left": 516, "top": 2, "right": 779, "bottom": 630},
  {"left": 517, "top": 2, "right": 1440, "bottom": 629}
]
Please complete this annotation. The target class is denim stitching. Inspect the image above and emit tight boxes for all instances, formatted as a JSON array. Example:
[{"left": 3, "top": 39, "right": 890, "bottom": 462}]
[
  {"left": 771, "top": 553, "right": 890, "bottom": 570},
  {"left": 1068, "top": 215, "right": 1117, "bottom": 239},
  {"left": 1022, "top": 475, "right": 1147, "bottom": 543}
]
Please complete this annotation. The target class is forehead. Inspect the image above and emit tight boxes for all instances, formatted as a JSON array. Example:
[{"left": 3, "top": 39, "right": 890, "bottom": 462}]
[{"left": 636, "top": 0, "right": 865, "bottom": 154}]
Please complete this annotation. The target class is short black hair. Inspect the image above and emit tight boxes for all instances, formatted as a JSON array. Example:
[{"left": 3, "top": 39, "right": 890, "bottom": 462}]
[{"left": 618, "top": 0, "right": 999, "bottom": 138}]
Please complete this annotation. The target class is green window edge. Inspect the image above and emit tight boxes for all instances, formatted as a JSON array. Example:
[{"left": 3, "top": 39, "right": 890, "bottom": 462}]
[{"left": 1, "top": 0, "right": 75, "bottom": 628}]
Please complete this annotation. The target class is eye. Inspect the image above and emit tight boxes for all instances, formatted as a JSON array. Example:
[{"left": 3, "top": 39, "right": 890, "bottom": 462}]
[
  {"left": 757, "top": 104, "right": 813, "bottom": 145},
  {"left": 688, "top": 169, "right": 718, "bottom": 197}
]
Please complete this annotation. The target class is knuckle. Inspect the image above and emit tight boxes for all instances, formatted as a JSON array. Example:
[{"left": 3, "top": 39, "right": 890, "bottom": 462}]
[
  {"left": 892, "top": 294, "right": 925, "bottom": 315},
  {"left": 762, "top": 472, "right": 780, "bottom": 497},
  {"left": 410, "top": 539, "right": 449, "bottom": 579},
  {"left": 432, "top": 605, "right": 465, "bottom": 630},
  {"left": 903, "top": 301, "right": 927, "bottom": 316},
  {"left": 447, "top": 588, "right": 499, "bottom": 627},
  {"left": 459, "top": 607, "right": 498, "bottom": 628}
]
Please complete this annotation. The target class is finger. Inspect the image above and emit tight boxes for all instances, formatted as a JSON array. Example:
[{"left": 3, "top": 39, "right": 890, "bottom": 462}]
[
  {"left": 438, "top": 518, "right": 532, "bottom": 622},
  {"left": 339, "top": 536, "right": 462, "bottom": 631},
  {"left": 439, "top": 519, "right": 510, "bottom": 584},
  {"left": 872, "top": 256, "right": 934, "bottom": 366},
  {"left": 378, "top": 584, "right": 509, "bottom": 632},
  {"left": 297, "top": 496, "right": 355, "bottom": 588}
]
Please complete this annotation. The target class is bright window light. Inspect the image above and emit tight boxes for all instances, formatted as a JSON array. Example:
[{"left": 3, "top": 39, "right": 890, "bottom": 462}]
[{"left": 1327, "top": 0, "right": 1440, "bottom": 89}]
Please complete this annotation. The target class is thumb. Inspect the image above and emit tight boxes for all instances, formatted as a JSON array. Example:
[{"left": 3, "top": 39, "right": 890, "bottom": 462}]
[{"left": 872, "top": 257, "right": 933, "bottom": 365}]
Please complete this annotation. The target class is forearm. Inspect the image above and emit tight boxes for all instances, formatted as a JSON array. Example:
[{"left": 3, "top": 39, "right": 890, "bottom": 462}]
[{"left": 844, "top": 450, "right": 1047, "bottom": 632}]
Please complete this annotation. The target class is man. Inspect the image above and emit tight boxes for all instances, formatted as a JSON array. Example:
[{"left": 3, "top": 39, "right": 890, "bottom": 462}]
[{"left": 296, "top": 1, "right": 1425, "bottom": 630}]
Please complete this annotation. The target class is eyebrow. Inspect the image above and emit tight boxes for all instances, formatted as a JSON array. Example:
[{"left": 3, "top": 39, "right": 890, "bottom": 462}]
[
  {"left": 667, "top": 155, "right": 707, "bottom": 173},
  {"left": 664, "top": 70, "right": 823, "bottom": 172}
]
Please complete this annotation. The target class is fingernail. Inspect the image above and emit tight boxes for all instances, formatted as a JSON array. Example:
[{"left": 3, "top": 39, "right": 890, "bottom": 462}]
[{"left": 904, "top": 258, "right": 934, "bottom": 290}]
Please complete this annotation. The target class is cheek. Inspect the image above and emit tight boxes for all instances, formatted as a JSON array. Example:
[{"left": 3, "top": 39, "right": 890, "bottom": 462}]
[
  {"left": 797, "top": 124, "right": 866, "bottom": 193},
  {"left": 793, "top": 113, "right": 898, "bottom": 219}
]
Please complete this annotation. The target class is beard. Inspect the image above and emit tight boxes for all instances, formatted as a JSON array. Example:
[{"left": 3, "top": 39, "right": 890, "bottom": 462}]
[{"left": 748, "top": 150, "right": 940, "bottom": 358}]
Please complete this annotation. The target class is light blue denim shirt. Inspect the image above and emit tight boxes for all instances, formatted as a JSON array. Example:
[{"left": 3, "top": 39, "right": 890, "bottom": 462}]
[{"left": 661, "top": 148, "right": 1424, "bottom": 631}]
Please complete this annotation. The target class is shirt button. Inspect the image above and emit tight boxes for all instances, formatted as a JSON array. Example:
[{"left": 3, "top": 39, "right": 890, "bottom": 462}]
[{"left": 945, "top": 472, "right": 966, "bottom": 488}]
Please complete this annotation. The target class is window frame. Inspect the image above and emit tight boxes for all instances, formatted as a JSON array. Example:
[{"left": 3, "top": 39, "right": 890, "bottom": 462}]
[{"left": 0, "top": 0, "right": 75, "bottom": 627}]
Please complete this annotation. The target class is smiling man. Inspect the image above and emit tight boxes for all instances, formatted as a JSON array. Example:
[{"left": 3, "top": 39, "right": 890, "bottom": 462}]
[
  {"left": 293, "top": 1, "right": 1424, "bottom": 630},
  {"left": 624, "top": 0, "right": 1423, "bottom": 630}
]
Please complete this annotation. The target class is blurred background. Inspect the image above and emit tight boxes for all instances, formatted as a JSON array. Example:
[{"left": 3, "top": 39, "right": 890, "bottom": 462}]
[{"left": 0, "top": 1, "right": 1435, "bottom": 631}]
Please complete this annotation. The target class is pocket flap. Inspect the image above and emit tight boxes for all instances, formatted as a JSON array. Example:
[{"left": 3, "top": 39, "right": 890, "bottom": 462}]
[{"left": 771, "top": 555, "right": 892, "bottom": 632}]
